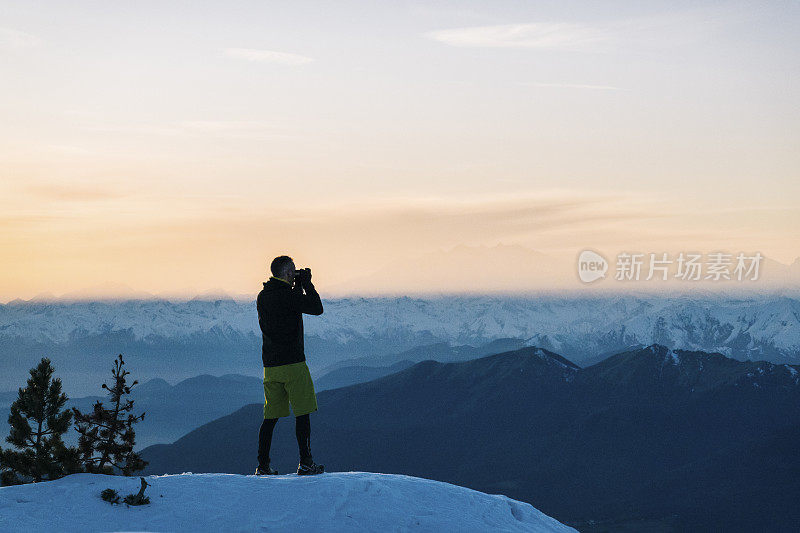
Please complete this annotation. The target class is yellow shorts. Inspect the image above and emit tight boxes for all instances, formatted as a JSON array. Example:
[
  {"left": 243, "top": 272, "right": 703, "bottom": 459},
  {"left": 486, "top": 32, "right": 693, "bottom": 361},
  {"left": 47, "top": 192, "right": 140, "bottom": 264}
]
[{"left": 262, "top": 361, "right": 318, "bottom": 418}]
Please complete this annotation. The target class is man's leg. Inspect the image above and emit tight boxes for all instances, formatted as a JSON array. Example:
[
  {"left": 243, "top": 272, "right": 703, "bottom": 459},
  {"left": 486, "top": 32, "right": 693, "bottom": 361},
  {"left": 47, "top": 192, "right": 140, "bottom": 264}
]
[
  {"left": 258, "top": 417, "right": 279, "bottom": 467},
  {"left": 260, "top": 370, "right": 290, "bottom": 471},
  {"left": 285, "top": 362, "right": 322, "bottom": 473},
  {"left": 295, "top": 413, "right": 312, "bottom": 463}
]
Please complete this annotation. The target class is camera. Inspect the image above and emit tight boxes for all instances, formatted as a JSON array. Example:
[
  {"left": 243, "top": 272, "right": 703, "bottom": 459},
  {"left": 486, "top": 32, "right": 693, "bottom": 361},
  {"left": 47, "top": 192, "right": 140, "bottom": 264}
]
[{"left": 292, "top": 268, "right": 311, "bottom": 288}]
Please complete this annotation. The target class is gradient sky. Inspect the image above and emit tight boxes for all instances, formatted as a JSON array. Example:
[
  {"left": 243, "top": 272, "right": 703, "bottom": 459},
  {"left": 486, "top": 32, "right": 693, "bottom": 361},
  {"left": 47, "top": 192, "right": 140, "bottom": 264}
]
[{"left": 1, "top": 0, "right": 798, "bottom": 300}]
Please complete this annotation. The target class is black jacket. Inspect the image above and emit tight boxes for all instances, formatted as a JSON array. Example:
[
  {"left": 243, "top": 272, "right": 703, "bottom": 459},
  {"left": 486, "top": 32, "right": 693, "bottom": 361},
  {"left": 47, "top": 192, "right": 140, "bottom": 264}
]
[{"left": 257, "top": 276, "right": 324, "bottom": 368}]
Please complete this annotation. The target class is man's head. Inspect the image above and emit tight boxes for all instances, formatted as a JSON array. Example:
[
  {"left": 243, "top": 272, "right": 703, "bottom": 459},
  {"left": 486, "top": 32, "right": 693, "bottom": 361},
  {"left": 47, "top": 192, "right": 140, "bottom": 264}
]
[{"left": 270, "top": 255, "right": 296, "bottom": 283}]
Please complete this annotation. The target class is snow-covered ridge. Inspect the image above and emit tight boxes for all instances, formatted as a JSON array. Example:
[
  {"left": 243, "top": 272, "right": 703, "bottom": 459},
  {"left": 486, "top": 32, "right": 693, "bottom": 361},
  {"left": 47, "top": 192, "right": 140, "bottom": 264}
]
[
  {"left": 641, "top": 343, "right": 800, "bottom": 386},
  {"left": 530, "top": 348, "right": 580, "bottom": 382},
  {"left": 0, "top": 294, "right": 798, "bottom": 362},
  {"left": 647, "top": 344, "right": 681, "bottom": 365},
  {"left": 0, "top": 472, "right": 574, "bottom": 532},
  {"left": 532, "top": 347, "right": 578, "bottom": 368}
]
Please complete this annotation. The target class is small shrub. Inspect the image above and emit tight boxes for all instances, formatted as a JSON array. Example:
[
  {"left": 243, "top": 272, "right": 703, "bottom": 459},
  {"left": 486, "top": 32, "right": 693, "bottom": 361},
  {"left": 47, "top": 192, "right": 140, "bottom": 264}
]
[
  {"left": 122, "top": 477, "right": 151, "bottom": 506},
  {"left": 101, "top": 478, "right": 151, "bottom": 506},
  {"left": 123, "top": 492, "right": 150, "bottom": 506},
  {"left": 101, "top": 488, "right": 121, "bottom": 504}
]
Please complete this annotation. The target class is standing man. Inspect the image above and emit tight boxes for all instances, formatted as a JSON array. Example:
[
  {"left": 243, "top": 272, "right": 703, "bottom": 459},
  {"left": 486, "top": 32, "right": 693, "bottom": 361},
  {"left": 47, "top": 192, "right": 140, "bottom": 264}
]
[{"left": 255, "top": 255, "right": 325, "bottom": 475}]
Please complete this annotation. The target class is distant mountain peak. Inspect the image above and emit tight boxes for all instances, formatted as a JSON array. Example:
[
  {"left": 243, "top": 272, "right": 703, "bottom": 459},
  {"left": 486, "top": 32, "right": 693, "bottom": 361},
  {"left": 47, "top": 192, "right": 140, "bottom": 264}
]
[
  {"left": 29, "top": 291, "right": 57, "bottom": 302},
  {"left": 588, "top": 343, "right": 800, "bottom": 394},
  {"left": 189, "top": 288, "right": 235, "bottom": 302},
  {"left": 526, "top": 346, "right": 582, "bottom": 371},
  {"left": 643, "top": 343, "right": 681, "bottom": 365},
  {"left": 644, "top": 343, "right": 669, "bottom": 354},
  {"left": 133, "top": 377, "right": 172, "bottom": 395},
  {"left": 468, "top": 345, "right": 581, "bottom": 383}
]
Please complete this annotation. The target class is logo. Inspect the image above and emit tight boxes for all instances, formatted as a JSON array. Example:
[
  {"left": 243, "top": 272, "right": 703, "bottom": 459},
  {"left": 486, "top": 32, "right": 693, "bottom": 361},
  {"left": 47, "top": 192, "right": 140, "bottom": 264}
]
[{"left": 577, "top": 250, "right": 608, "bottom": 283}]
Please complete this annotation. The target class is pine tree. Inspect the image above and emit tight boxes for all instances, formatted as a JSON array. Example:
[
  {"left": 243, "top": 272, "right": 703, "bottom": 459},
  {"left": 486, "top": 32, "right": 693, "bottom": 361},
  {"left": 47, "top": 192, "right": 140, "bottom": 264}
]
[
  {"left": 73, "top": 354, "right": 147, "bottom": 475},
  {"left": 0, "top": 358, "right": 81, "bottom": 485}
]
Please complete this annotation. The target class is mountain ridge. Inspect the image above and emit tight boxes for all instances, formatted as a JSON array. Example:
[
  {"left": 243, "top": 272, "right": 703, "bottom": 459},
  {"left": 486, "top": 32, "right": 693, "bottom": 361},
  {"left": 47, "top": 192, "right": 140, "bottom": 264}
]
[
  {"left": 139, "top": 343, "right": 800, "bottom": 530},
  {"left": 2, "top": 296, "right": 798, "bottom": 363}
]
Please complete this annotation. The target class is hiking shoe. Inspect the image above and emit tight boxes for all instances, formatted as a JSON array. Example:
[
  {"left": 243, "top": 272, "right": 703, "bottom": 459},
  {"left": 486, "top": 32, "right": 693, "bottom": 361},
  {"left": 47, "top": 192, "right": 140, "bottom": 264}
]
[
  {"left": 255, "top": 464, "right": 279, "bottom": 475},
  {"left": 296, "top": 459, "right": 324, "bottom": 475}
]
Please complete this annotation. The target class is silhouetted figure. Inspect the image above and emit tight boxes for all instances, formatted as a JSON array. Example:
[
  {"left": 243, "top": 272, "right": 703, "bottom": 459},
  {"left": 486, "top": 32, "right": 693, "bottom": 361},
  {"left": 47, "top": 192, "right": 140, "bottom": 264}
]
[{"left": 255, "top": 255, "right": 325, "bottom": 475}]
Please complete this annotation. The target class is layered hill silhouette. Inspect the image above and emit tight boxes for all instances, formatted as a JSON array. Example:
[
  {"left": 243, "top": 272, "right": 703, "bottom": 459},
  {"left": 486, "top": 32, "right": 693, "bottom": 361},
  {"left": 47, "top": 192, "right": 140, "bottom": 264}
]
[
  {"left": 315, "top": 337, "right": 530, "bottom": 390},
  {"left": 1, "top": 373, "right": 264, "bottom": 449},
  {"left": 141, "top": 345, "right": 800, "bottom": 531},
  {"left": 314, "top": 360, "right": 416, "bottom": 391}
]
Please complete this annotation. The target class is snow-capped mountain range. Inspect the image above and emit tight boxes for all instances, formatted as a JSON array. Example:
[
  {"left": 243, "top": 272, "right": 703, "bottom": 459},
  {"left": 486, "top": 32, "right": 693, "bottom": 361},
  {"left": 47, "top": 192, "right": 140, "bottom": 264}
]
[
  {"left": 0, "top": 293, "right": 798, "bottom": 393},
  {"left": 1, "top": 293, "right": 798, "bottom": 357}
]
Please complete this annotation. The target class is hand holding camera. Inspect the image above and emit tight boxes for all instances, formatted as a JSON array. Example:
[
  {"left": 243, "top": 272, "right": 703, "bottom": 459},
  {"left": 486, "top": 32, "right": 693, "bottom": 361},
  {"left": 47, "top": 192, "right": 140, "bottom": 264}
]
[{"left": 294, "top": 267, "right": 312, "bottom": 288}]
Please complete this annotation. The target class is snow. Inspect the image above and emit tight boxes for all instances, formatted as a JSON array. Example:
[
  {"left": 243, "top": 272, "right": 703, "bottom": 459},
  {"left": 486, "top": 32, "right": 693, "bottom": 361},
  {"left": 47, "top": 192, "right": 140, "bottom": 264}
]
[
  {"left": 532, "top": 348, "right": 578, "bottom": 378},
  {"left": 0, "top": 472, "right": 575, "bottom": 533},
  {"left": 1, "top": 294, "right": 799, "bottom": 362}
]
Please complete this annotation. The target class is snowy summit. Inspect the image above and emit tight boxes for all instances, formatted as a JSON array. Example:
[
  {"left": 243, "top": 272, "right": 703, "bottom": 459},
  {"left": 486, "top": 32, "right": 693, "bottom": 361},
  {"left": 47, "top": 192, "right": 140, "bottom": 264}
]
[{"left": 0, "top": 471, "right": 574, "bottom": 532}]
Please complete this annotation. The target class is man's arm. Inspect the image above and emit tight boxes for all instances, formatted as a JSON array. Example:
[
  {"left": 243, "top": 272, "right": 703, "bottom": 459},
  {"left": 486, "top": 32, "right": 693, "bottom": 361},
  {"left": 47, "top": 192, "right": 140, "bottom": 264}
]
[{"left": 287, "top": 279, "right": 323, "bottom": 315}]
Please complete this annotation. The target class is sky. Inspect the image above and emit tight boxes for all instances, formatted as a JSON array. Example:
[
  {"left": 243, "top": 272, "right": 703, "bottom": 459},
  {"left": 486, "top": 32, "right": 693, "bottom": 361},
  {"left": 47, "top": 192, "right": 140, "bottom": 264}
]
[{"left": 1, "top": 0, "right": 798, "bottom": 301}]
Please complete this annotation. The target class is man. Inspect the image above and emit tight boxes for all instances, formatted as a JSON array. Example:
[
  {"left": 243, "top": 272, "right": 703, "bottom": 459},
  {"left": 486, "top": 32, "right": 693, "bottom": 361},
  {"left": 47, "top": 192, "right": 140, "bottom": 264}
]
[{"left": 255, "top": 255, "right": 325, "bottom": 475}]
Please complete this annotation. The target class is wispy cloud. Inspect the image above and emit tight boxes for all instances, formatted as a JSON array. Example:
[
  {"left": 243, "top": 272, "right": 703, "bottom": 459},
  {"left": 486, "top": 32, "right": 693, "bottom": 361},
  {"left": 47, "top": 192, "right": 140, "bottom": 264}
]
[
  {"left": 23, "top": 183, "right": 127, "bottom": 202},
  {"left": 0, "top": 214, "right": 66, "bottom": 228},
  {"left": 46, "top": 145, "right": 94, "bottom": 156},
  {"left": 85, "top": 120, "right": 296, "bottom": 141},
  {"left": 165, "top": 190, "right": 671, "bottom": 246},
  {"left": 224, "top": 48, "right": 313, "bottom": 65},
  {"left": 427, "top": 8, "right": 729, "bottom": 53},
  {"left": 521, "top": 82, "right": 625, "bottom": 91},
  {"left": 0, "top": 28, "right": 42, "bottom": 49},
  {"left": 426, "top": 23, "right": 613, "bottom": 51}
]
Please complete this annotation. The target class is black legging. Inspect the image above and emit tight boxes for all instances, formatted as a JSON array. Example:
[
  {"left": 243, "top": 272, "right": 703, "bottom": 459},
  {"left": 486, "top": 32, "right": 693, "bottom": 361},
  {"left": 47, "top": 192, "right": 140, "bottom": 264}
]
[{"left": 258, "top": 414, "right": 312, "bottom": 467}]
